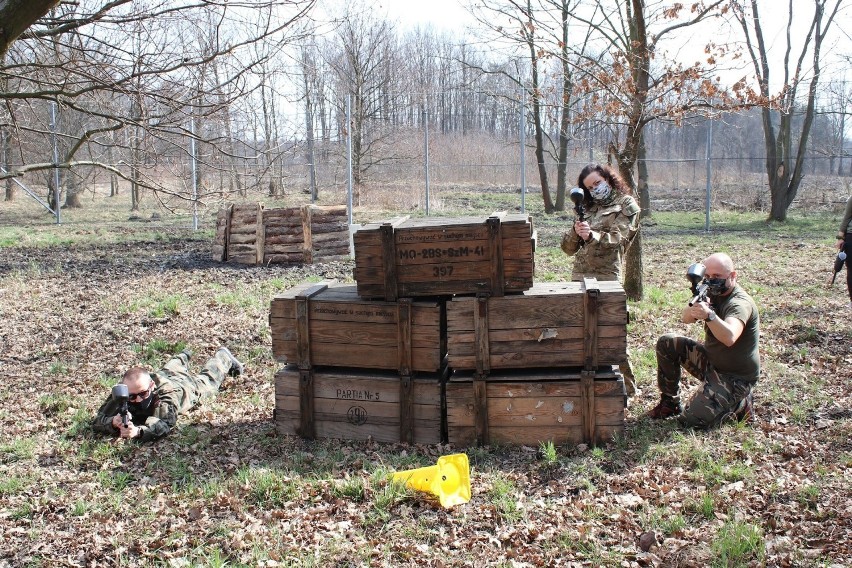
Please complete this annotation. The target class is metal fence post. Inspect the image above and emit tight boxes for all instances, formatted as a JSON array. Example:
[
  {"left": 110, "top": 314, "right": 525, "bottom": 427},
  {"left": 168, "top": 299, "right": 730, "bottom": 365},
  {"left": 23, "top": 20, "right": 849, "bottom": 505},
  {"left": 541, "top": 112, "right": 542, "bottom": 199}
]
[
  {"left": 519, "top": 88, "right": 526, "bottom": 214},
  {"left": 346, "top": 93, "right": 353, "bottom": 226},
  {"left": 424, "top": 103, "right": 430, "bottom": 215},
  {"left": 705, "top": 118, "right": 713, "bottom": 232}
]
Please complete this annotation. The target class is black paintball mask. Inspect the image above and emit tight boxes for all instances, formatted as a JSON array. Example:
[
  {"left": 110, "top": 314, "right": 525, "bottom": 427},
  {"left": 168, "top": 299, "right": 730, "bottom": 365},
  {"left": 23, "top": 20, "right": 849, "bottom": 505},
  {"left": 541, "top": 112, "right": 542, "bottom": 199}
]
[
  {"left": 127, "top": 382, "right": 156, "bottom": 414},
  {"left": 706, "top": 275, "right": 731, "bottom": 297}
]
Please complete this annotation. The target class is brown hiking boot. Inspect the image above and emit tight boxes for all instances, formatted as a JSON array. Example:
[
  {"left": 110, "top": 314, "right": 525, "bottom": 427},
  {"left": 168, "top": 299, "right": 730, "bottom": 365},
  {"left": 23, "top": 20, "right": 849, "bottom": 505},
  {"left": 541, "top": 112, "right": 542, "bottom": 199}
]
[
  {"left": 733, "top": 394, "right": 754, "bottom": 423},
  {"left": 647, "top": 397, "right": 682, "bottom": 420}
]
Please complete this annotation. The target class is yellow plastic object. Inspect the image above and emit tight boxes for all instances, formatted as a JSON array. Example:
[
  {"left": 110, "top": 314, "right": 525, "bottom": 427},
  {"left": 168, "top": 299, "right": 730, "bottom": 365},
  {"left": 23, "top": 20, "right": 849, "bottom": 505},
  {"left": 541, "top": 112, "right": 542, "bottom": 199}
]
[{"left": 391, "top": 453, "right": 471, "bottom": 508}]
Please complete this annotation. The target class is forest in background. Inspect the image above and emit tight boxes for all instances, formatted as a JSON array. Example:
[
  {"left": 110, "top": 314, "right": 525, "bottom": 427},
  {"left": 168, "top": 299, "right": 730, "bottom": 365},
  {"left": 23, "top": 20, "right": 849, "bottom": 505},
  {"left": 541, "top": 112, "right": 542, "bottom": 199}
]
[{"left": 2, "top": 0, "right": 851, "bottom": 219}]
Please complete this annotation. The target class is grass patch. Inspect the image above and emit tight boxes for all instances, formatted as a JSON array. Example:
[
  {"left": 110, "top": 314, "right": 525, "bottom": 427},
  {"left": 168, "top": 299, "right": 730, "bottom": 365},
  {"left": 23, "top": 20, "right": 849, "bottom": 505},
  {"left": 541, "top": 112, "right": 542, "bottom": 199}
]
[
  {"left": 553, "top": 532, "right": 610, "bottom": 564},
  {"left": 710, "top": 519, "right": 765, "bottom": 567},
  {"left": 38, "top": 393, "right": 76, "bottom": 416},
  {"left": 123, "top": 293, "right": 189, "bottom": 318},
  {"left": 539, "top": 440, "right": 558, "bottom": 464},
  {"left": 684, "top": 492, "right": 716, "bottom": 520},
  {"left": 368, "top": 473, "right": 408, "bottom": 526},
  {"left": 332, "top": 477, "right": 368, "bottom": 502},
  {"left": 97, "top": 469, "right": 133, "bottom": 492},
  {"left": 148, "top": 454, "right": 194, "bottom": 489},
  {"left": 131, "top": 339, "right": 188, "bottom": 367},
  {"left": 236, "top": 466, "right": 297, "bottom": 508},
  {"left": 48, "top": 361, "right": 70, "bottom": 375},
  {"left": 0, "top": 437, "right": 36, "bottom": 463},
  {"left": 0, "top": 475, "right": 32, "bottom": 496},
  {"left": 486, "top": 476, "right": 523, "bottom": 523},
  {"left": 65, "top": 407, "right": 97, "bottom": 438},
  {"left": 213, "top": 289, "right": 262, "bottom": 310},
  {"left": 643, "top": 505, "right": 687, "bottom": 536}
]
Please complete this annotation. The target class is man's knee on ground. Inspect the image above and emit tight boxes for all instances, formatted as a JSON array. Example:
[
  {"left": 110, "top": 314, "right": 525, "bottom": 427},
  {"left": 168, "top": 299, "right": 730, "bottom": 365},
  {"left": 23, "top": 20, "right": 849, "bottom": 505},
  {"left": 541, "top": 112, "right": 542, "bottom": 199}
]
[{"left": 656, "top": 333, "right": 678, "bottom": 355}]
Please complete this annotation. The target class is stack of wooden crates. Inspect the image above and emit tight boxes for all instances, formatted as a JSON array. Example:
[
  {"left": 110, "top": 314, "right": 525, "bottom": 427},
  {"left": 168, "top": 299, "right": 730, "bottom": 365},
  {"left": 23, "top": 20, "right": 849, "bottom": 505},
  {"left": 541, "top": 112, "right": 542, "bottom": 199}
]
[{"left": 270, "top": 212, "right": 628, "bottom": 446}]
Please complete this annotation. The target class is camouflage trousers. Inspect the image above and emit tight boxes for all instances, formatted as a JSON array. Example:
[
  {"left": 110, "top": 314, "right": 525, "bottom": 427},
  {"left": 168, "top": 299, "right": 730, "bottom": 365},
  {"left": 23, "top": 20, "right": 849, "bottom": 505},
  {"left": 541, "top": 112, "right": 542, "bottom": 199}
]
[
  {"left": 656, "top": 334, "right": 753, "bottom": 429},
  {"left": 158, "top": 351, "right": 231, "bottom": 412}
]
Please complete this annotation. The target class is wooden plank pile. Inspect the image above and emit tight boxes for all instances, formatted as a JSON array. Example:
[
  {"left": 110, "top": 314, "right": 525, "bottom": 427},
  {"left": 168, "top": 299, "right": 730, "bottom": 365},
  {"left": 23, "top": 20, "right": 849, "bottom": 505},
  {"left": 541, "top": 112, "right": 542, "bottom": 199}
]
[
  {"left": 270, "top": 212, "right": 628, "bottom": 447},
  {"left": 213, "top": 204, "right": 349, "bottom": 265}
]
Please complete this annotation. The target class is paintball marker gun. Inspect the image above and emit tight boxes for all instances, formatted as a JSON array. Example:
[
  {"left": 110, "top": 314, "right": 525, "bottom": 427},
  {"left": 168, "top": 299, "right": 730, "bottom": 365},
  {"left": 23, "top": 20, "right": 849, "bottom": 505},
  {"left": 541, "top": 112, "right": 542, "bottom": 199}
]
[
  {"left": 569, "top": 187, "right": 586, "bottom": 222},
  {"left": 687, "top": 262, "right": 710, "bottom": 307},
  {"left": 112, "top": 383, "right": 129, "bottom": 427},
  {"left": 830, "top": 250, "right": 846, "bottom": 286}
]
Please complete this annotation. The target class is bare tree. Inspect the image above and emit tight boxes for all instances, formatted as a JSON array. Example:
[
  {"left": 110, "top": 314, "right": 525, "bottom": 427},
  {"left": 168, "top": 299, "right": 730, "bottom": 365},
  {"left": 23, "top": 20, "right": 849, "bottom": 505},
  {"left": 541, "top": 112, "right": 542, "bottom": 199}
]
[
  {"left": 0, "top": 0, "right": 316, "bottom": 212},
  {"left": 329, "top": 6, "right": 398, "bottom": 200},
  {"left": 472, "top": 0, "right": 558, "bottom": 212},
  {"left": 734, "top": 0, "right": 843, "bottom": 221},
  {"left": 823, "top": 79, "right": 852, "bottom": 176},
  {"left": 567, "top": 0, "right": 728, "bottom": 299}
]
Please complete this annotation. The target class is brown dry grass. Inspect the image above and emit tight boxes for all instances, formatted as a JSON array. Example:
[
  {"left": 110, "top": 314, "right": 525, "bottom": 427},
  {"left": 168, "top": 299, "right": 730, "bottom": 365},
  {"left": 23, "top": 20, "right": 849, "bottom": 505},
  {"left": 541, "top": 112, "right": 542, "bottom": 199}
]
[{"left": 0, "top": 187, "right": 850, "bottom": 567}]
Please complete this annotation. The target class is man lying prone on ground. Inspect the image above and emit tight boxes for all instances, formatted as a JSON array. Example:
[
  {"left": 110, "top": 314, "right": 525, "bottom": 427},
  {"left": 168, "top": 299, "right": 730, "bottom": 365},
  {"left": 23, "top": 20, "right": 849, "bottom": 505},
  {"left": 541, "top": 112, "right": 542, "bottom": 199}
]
[{"left": 92, "top": 347, "right": 243, "bottom": 442}]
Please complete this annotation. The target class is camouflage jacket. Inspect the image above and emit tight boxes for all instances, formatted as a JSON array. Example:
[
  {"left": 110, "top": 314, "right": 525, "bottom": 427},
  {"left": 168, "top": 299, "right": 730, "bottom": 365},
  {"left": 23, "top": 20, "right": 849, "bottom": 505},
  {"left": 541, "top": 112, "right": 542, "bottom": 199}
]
[
  {"left": 561, "top": 193, "right": 640, "bottom": 282},
  {"left": 92, "top": 370, "right": 202, "bottom": 442}
]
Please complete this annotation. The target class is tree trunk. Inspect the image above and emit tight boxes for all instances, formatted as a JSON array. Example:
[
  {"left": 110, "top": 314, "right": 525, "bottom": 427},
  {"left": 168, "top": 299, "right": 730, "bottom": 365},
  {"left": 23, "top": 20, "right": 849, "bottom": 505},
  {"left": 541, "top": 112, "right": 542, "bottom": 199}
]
[
  {"left": 637, "top": 131, "right": 650, "bottom": 214},
  {"left": 0, "top": 50, "right": 12, "bottom": 201},
  {"left": 554, "top": 0, "right": 572, "bottom": 213},
  {"left": 532, "top": 95, "right": 553, "bottom": 213},
  {"left": 64, "top": 173, "right": 82, "bottom": 208},
  {"left": 306, "top": 92, "right": 317, "bottom": 201},
  {"left": 131, "top": 119, "right": 142, "bottom": 211},
  {"left": 107, "top": 143, "right": 118, "bottom": 196},
  {"left": 0, "top": 0, "right": 60, "bottom": 58},
  {"left": 624, "top": 229, "right": 643, "bottom": 300},
  {"left": 1, "top": 126, "right": 12, "bottom": 201},
  {"left": 524, "top": 0, "right": 553, "bottom": 214}
]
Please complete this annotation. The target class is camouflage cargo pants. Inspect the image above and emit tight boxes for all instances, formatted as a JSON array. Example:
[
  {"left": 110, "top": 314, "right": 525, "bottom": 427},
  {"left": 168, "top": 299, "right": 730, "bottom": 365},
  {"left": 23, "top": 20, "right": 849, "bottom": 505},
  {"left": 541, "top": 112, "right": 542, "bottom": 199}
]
[
  {"left": 161, "top": 350, "right": 231, "bottom": 411},
  {"left": 656, "top": 334, "right": 752, "bottom": 429}
]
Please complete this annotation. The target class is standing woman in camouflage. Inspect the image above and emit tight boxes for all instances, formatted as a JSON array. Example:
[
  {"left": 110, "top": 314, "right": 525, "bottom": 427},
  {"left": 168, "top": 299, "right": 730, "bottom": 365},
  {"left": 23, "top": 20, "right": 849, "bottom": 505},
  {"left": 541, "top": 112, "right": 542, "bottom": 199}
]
[
  {"left": 561, "top": 163, "right": 641, "bottom": 395},
  {"left": 561, "top": 163, "right": 640, "bottom": 282}
]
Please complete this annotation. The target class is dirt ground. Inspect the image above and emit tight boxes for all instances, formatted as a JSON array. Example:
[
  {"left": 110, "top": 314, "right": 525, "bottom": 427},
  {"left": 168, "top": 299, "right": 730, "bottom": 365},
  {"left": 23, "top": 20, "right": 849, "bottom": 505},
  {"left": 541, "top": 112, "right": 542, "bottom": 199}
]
[{"left": 1, "top": 215, "right": 850, "bottom": 567}]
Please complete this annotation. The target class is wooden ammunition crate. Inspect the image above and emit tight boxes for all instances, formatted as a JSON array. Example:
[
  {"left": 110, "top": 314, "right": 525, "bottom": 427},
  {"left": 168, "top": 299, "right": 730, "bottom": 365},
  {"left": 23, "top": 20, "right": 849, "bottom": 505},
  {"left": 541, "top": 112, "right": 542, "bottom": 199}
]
[
  {"left": 275, "top": 365, "right": 443, "bottom": 444},
  {"left": 445, "top": 366, "right": 626, "bottom": 446},
  {"left": 353, "top": 213, "right": 535, "bottom": 300},
  {"left": 446, "top": 279, "right": 628, "bottom": 372},
  {"left": 270, "top": 281, "right": 445, "bottom": 373}
]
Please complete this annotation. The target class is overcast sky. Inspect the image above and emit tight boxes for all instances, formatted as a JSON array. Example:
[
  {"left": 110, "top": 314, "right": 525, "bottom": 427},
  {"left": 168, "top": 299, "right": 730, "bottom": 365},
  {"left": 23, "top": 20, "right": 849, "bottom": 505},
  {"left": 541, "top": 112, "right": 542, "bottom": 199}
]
[{"left": 375, "top": 0, "right": 852, "bottom": 91}]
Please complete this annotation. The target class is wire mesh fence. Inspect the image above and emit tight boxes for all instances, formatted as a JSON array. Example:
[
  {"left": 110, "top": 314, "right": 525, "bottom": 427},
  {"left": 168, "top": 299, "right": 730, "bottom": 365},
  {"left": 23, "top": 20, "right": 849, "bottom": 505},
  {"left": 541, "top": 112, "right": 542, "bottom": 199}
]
[{"left": 2, "top": 88, "right": 851, "bottom": 231}]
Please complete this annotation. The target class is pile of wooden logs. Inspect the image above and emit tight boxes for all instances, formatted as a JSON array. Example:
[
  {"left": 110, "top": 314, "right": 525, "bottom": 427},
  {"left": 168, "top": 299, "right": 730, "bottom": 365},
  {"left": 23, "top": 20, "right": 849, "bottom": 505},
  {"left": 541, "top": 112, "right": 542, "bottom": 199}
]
[{"left": 213, "top": 203, "right": 350, "bottom": 265}]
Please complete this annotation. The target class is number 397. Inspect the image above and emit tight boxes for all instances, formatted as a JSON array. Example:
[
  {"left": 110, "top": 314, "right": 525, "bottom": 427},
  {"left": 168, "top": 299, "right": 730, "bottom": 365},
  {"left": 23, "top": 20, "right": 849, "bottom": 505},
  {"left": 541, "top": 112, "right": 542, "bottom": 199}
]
[{"left": 433, "top": 265, "right": 454, "bottom": 277}]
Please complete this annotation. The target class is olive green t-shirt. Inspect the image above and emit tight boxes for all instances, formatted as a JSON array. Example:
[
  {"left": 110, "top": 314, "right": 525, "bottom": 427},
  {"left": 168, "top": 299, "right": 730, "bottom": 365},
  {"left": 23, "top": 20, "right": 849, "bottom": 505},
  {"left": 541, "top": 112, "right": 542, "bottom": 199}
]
[{"left": 705, "top": 285, "right": 760, "bottom": 382}]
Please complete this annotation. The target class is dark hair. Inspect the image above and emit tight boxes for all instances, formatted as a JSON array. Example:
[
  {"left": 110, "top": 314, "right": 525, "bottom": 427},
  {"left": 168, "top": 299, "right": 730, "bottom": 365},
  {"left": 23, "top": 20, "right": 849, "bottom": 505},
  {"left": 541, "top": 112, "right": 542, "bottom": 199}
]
[{"left": 576, "top": 164, "right": 631, "bottom": 203}]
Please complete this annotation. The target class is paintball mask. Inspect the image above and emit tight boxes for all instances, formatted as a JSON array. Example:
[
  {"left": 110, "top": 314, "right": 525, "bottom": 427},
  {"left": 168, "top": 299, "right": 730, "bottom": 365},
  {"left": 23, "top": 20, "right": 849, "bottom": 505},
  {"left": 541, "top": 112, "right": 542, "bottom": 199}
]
[{"left": 706, "top": 276, "right": 731, "bottom": 297}]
